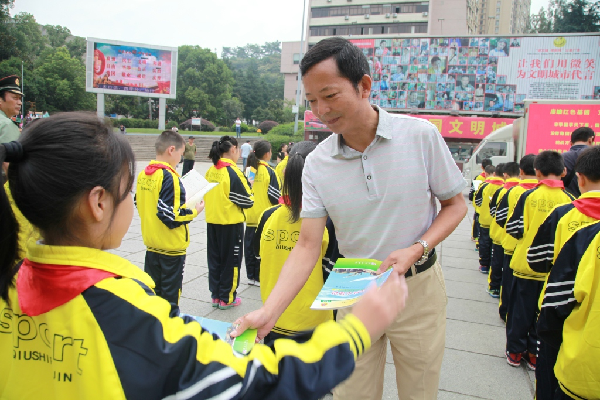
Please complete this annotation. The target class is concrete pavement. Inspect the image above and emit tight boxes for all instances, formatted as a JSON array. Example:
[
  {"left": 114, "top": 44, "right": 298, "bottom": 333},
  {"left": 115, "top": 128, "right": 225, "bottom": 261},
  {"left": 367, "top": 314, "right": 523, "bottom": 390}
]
[{"left": 113, "top": 160, "right": 535, "bottom": 399}]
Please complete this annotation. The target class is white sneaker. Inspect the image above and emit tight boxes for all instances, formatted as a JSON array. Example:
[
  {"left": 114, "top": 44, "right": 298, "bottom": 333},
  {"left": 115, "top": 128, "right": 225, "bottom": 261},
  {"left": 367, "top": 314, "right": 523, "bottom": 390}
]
[
  {"left": 254, "top": 281, "right": 260, "bottom": 287},
  {"left": 247, "top": 280, "right": 255, "bottom": 286}
]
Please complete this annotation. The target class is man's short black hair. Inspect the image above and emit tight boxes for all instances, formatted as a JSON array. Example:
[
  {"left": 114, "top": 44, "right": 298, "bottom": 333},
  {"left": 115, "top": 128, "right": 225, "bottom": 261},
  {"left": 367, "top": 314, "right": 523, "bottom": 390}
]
[
  {"left": 534, "top": 151, "right": 564, "bottom": 176},
  {"left": 575, "top": 146, "right": 600, "bottom": 182},
  {"left": 300, "top": 37, "right": 370, "bottom": 91},
  {"left": 155, "top": 130, "right": 185, "bottom": 154},
  {"left": 570, "top": 127, "right": 595, "bottom": 144},
  {"left": 495, "top": 163, "right": 505, "bottom": 177},
  {"left": 520, "top": 154, "right": 535, "bottom": 176},
  {"left": 485, "top": 165, "right": 496, "bottom": 176},
  {"left": 503, "top": 162, "right": 520, "bottom": 177},
  {"left": 481, "top": 158, "right": 493, "bottom": 168}
]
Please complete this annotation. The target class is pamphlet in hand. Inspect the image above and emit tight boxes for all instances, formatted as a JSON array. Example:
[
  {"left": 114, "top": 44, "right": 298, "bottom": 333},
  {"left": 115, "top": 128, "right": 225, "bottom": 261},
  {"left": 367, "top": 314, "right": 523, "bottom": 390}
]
[
  {"left": 310, "top": 258, "right": 392, "bottom": 310},
  {"left": 182, "top": 314, "right": 258, "bottom": 355},
  {"left": 181, "top": 169, "right": 219, "bottom": 207}
]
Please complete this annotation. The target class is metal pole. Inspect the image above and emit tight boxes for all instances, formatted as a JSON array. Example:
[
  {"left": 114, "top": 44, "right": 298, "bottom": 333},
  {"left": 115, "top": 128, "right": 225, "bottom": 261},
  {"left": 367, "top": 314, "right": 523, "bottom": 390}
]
[
  {"left": 21, "top": 61, "right": 24, "bottom": 121},
  {"left": 293, "top": 0, "right": 307, "bottom": 135},
  {"left": 148, "top": 98, "right": 152, "bottom": 121}
]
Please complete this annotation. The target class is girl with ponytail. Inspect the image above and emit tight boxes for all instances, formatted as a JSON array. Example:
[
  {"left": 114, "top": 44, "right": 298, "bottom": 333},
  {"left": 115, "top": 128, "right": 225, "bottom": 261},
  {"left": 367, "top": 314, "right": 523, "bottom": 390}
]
[
  {"left": 244, "top": 140, "right": 280, "bottom": 286},
  {"left": 252, "top": 141, "right": 342, "bottom": 344},
  {"left": 204, "top": 135, "right": 254, "bottom": 309}
]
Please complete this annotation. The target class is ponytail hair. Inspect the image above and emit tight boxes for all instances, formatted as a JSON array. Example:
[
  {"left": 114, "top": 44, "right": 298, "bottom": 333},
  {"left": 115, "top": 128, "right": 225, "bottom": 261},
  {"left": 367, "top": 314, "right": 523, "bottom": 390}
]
[
  {"left": 283, "top": 141, "right": 317, "bottom": 223},
  {"left": 0, "top": 144, "right": 20, "bottom": 303},
  {"left": 208, "top": 135, "right": 238, "bottom": 165},
  {"left": 1, "top": 112, "right": 136, "bottom": 304},
  {"left": 247, "top": 140, "right": 272, "bottom": 170}
]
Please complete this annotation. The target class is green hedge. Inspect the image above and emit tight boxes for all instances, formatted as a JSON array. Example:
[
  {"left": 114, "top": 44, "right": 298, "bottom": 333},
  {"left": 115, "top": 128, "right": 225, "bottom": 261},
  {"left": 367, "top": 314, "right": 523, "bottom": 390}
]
[
  {"left": 114, "top": 118, "right": 159, "bottom": 129},
  {"left": 263, "top": 131, "right": 304, "bottom": 161},
  {"left": 268, "top": 122, "right": 304, "bottom": 137}
]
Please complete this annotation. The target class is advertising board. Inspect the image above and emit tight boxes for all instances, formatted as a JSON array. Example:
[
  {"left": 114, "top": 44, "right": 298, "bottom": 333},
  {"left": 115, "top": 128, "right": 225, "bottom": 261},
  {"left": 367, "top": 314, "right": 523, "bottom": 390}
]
[
  {"left": 350, "top": 35, "right": 600, "bottom": 115},
  {"left": 86, "top": 38, "right": 178, "bottom": 99}
]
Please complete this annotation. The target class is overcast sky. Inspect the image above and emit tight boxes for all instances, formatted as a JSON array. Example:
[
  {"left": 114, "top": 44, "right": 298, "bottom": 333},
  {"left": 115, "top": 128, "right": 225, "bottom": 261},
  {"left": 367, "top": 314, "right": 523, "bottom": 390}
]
[{"left": 12, "top": 0, "right": 550, "bottom": 56}]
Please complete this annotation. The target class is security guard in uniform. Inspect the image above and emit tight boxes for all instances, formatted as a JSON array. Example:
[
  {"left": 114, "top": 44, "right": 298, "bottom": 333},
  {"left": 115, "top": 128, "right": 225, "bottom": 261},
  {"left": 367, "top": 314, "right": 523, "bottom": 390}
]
[{"left": 0, "top": 75, "right": 23, "bottom": 144}]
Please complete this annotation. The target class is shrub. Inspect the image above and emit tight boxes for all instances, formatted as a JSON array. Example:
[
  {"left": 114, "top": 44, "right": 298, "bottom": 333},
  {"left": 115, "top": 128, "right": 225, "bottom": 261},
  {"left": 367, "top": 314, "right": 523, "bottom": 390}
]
[
  {"left": 268, "top": 122, "right": 304, "bottom": 137},
  {"left": 230, "top": 123, "right": 250, "bottom": 133},
  {"left": 264, "top": 131, "right": 304, "bottom": 161},
  {"left": 166, "top": 121, "right": 179, "bottom": 129},
  {"left": 258, "top": 120, "right": 279, "bottom": 134},
  {"left": 115, "top": 118, "right": 159, "bottom": 129}
]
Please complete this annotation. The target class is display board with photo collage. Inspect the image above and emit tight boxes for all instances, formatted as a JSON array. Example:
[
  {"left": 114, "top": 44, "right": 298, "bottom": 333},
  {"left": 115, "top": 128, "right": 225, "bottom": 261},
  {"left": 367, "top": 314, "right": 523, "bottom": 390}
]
[{"left": 350, "top": 35, "right": 600, "bottom": 114}]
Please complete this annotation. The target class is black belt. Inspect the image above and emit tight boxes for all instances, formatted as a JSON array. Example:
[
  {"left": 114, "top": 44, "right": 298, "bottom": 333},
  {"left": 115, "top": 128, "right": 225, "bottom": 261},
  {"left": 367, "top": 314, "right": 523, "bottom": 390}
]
[{"left": 404, "top": 249, "right": 437, "bottom": 278}]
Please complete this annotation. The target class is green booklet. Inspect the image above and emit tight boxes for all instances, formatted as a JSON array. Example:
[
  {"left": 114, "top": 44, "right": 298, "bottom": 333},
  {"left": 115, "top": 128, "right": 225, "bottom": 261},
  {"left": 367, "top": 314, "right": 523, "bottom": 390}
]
[
  {"left": 310, "top": 258, "right": 392, "bottom": 310},
  {"left": 183, "top": 314, "right": 257, "bottom": 355}
]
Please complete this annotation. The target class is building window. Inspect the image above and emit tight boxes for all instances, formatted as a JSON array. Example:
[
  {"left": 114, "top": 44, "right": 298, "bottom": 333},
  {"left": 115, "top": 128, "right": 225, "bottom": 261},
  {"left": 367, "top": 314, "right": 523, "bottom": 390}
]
[
  {"left": 309, "top": 22, "right": 427, "bottom": 36},
  {"left": 293, "top": 53, "right": 300, "bottom": 64}
]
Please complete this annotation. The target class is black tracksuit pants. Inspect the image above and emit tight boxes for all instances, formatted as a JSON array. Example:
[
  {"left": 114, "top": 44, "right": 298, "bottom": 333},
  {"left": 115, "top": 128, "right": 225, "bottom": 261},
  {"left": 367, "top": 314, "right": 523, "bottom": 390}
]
[
  {"left": 478, "top": 227, "right": 491, "bottom": 267},
  {"left": 489, "top": 243, "right": 504, "bottom": 291},
  {"left": 144, "top": 251, "right": 186, "bottom": 305},
  {"left": 536, "top": 340, "right": 559, "bottom": 400},
  {"left": 244, "top": 226, "right": 260, "bottom": 281},
  {"left": 506, "top": 276, "right": 544, "bottom": 355},
  {"left": 207, "top": 222, "right": 243, "bottom": 304},
  {"left": 182, "top": 159, "right": 195, "bottom": 176},
  {"left": 499, "top": 253, "right": 513, "bottom": 322}
]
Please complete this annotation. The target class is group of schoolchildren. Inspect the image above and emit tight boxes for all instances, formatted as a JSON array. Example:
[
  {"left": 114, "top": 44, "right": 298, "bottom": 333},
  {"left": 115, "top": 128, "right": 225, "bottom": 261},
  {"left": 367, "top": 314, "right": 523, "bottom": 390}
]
[
  {"left": 2, "top": 113, "right": 394, "bottom": 399},
  {"left": 469, "top": 127, "right": 599, "bottom": 400}
]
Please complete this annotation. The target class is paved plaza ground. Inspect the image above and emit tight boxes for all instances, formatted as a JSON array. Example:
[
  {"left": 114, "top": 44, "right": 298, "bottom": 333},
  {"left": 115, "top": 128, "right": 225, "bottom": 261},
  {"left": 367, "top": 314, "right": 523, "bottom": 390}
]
[{"left": 114, "top": 160, "right": 535, "bottom": 399}]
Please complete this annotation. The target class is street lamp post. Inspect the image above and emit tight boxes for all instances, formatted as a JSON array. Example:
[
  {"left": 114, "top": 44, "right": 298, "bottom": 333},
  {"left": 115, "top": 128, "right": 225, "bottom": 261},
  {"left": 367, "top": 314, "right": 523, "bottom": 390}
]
[{"left": 293, "top": 0, "right": 308, "bottom": 135}]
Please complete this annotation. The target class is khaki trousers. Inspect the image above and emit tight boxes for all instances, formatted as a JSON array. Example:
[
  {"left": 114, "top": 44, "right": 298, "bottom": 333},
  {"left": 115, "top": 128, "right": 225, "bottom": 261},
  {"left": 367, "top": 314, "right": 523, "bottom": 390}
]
[{"left": 333, "top": 261, "right": 447, "bottom": 400}]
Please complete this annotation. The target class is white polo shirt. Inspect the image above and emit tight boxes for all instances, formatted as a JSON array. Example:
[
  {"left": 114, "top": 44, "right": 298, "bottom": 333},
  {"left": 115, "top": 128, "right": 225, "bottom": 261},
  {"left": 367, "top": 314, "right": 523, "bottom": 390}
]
[{"left": 301, "top": 106, "right": 466, "bottom": 261}]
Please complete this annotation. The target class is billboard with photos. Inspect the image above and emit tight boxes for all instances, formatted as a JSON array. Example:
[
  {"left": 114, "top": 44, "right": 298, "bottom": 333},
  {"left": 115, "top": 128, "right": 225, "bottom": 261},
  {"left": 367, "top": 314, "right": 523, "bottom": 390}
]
[
  {"left": 86, "top": 38, "right": 178, "bottom": 99},
  {"left": 351, "top": 34, "right": 600, "bottom": 114}
]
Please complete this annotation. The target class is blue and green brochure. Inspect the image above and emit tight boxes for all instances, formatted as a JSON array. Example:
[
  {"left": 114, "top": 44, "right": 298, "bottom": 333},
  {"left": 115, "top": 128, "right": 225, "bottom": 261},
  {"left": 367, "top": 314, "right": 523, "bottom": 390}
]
[
  {"left": 310, "top": 258, "right": 393, "bottom": 310},
  {"left": 182, "top": 315, "right": 257, "bottom": 355}
]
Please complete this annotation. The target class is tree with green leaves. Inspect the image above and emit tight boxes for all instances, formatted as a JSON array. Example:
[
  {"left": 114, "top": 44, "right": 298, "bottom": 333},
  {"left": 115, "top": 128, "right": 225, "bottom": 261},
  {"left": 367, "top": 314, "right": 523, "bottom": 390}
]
[
  {"left": 222, "top": 98, "right": 245, "bottom": 127},
  {"left": 529, "top": 0, "right": 600, "bottom": 33}
]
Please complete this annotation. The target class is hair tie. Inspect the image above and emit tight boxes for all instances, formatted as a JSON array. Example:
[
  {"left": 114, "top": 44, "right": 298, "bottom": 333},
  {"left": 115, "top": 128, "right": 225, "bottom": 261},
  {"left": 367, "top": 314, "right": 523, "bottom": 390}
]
[{"left": 4, "top": 141, "right": 24, "bottom": 163}]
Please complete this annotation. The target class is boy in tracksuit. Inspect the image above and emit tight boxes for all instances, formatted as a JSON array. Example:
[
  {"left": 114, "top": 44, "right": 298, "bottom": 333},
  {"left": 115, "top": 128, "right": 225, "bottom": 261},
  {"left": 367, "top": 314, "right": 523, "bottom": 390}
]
[
  {"left": 495, "top": 154, "right": 538, "bottom": 322},
  {"left": 474, "top": 164, "right": 501, "bottom": 274},
  {"left": 527, "top": 147, "right": 600, "bottom": 400},
  {"left": 487, "top": 163, "right": 520, "bottom": 298},
  {"left": 136, "top": 131, "right": 203, "bottom": 305},
  {"left": 504, "top": 151, "right": 575, "bottom": 370},
  {"left": 469, "top": 158, "right": 492, "bottom": 248}
]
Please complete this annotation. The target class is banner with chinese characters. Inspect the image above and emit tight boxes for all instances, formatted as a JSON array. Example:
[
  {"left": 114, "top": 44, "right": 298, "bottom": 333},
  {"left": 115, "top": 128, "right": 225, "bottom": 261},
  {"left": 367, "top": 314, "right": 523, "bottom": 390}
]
[
  {"left": 350, "top": 35, "right": 600, "bottom": 115},
  {"left": 86, "top": 38, "right": 178, "bottom": 99},
  {"left": 525, "top": 103, "right": 600, "bottom": 154},
  {"left": 408, "top": 115, "right": 515, "bottom": 139}
]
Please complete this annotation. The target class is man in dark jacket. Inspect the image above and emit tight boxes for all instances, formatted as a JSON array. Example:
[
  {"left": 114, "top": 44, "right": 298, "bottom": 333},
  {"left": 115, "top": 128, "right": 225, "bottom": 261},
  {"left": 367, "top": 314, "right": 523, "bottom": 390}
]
[{"left": 562, "top": 127, "right": 595, "bottom": 197}]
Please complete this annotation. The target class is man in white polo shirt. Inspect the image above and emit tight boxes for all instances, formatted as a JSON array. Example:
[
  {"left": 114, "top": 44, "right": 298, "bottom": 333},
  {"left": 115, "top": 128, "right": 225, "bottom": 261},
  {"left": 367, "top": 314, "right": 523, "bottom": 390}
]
[{"left": 232, "top": 37, "right": 467, "bottom": 399}]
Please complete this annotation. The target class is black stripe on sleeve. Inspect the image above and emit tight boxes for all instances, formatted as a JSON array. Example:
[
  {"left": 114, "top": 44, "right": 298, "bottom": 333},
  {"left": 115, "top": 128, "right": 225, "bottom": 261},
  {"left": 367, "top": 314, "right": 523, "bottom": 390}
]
[{"left": 227, "top": 167, "right": 254, "bottom": 209}]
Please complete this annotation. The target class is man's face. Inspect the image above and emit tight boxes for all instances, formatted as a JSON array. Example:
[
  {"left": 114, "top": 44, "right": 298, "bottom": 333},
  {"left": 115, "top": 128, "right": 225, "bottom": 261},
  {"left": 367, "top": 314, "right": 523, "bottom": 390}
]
[
  {"left": 461, "top": 77, "right": 469, "bottom": 87},
  {"left": 188, "top": 138, "right": 194, "bottom": 145},
  {"left": 304, "top": 58, "right": 370, "bottom": 135},
  {"left": 497, "top": 41, "right": 506, "bottom": 50},
  {"left": 433, "top": 60, "right": 440, "bottom": 68},
  {"left": 0, "top": 92, "right": 22, "bottom": 118},
  {"left": 410, "top": 92, "right": 418, "bottom": 102}
]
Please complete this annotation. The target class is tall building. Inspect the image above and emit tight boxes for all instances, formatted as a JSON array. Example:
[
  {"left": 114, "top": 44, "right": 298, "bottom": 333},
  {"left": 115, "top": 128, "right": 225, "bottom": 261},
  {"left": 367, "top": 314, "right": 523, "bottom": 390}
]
[
  {"left": 280, "top": 41, "right": 306, "bottom": 102},
  {"left": 474, "top": 0, "right": 531, "bottom": 35}
]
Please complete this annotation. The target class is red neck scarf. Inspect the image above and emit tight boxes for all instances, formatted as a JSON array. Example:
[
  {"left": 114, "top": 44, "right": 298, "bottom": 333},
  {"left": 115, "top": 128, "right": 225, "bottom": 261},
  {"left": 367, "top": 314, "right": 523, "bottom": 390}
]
[
  {"left": 520, "top": 181, "right": 538, "bottom": 190},
  {"left": 485, "top": 178, "right": 504, "bottom": 185},
  {"left": 573, "top": 194, "right": 600, "bottom": 220},
  {"left": 17, "top": 259, "right": 116, "bottom": 316},
  {"left": 145, "top": 162, "right": 177, "bottom": 176},
  {"left": 504, "top": 180, "right": 520, "bottom": 189},
  {"left": 215, "top": 159, "right": 233, "bottom": 170},
  {"left": 536, "top": 179, "right": 565, "bottom": 189}
]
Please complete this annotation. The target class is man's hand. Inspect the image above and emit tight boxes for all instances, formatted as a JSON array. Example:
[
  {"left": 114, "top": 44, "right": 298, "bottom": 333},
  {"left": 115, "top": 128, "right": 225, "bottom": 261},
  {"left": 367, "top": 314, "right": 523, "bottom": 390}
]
[
  {"left": 230, "top": 307, "right": 277, "bottom": 342},
  {"left": 377, "top": 243, "right": 423, "bottom": 275},
  {"left": 195, "top": 200, "right": 205, "bottom": 213}
]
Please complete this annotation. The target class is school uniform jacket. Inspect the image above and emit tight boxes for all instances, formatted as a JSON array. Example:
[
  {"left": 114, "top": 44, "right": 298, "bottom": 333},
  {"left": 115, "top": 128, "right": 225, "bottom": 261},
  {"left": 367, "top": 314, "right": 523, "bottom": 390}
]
[
  {"left": 245, "top": 161, "right": 281, "bottom": 228},
  {"left": 204, "top": 158, "right": 254, "bottom": 225},
  {"left": 253, "top": 205, "right": 339, "bottom": 336},
  {"left": 528, "top": 192, "right": 600, "bottom": 399},
  {"left": 468, "top": 172, "right": 485, "bottom": 202},
  {"left": 136, "top": 161, "right": 197, "bottom": 256},
  {"left": 489, "top": 178, "right": 520, "bottom": 245},
  {"left": 475, "top": 178, "right": 504, "bottom": 228},
  {"left": 275, "top": 156, "right": 288, "bottom": 187},
  {"left": 0, "top": 242, "right": 371, "bottom": 400},
  {"left": 506, "top": 180, "right": 576, "bottom": 281},
  {"left": 496, "top": 179, "right": 538, "bottom": 255}
]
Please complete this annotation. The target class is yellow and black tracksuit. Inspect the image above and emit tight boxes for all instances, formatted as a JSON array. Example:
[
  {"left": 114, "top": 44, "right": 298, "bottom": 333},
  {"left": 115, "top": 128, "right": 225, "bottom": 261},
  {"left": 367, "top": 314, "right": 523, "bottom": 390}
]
[
  {"left": 488, "top": 178, "right": 519, "bottom": 292},
  {"left": 275, "top": 155, "right": 288, "bottom": 188},
  {"left": 495, "top": 179, "right": 538, "bottom": 321},
  {"left": 505, "top": 180, "right": 575, "bottom": 357},
  {"left": 527, "top": 192, "right": 600, "bottom": 400},
  {"left": 136, "top": 161, "right": 198, "bottom": 305},
  {"left": 469, "top": 172, "right": 486, "bottom": 242},
  {"left": 244, "top": 160, "right": 281, "bottom": 282},
  {"left": 253, "top": 205, "right": 341, "bottom": 343},
  {"left": 0, "top": 241, "right": 372, "bottom": 400},
  {"left": 475, "top": 177, "right": 504, "bottom": 269},
  {"left": 204, "top": 158, "right": 254, "bottom": 303}
]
